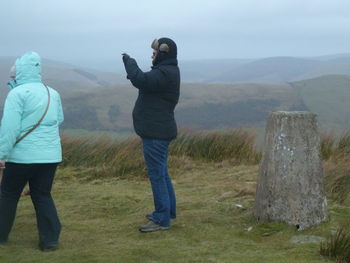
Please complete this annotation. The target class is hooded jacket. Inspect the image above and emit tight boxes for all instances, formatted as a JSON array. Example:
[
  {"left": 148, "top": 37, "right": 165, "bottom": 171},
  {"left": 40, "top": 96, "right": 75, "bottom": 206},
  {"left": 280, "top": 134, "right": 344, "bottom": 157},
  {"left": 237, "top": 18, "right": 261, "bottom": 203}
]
[
  {"left": 0, "top": 52, "right": 64, "bottom": 163},
  {"left": 123, "top": 38, "right": 180, "bottom": 140}
]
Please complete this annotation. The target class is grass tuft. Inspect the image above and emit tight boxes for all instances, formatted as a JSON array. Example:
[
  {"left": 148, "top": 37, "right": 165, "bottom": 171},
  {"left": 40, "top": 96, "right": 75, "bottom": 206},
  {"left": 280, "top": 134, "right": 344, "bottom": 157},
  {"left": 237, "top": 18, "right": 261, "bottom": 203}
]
[
  {"left": 170, "top": 129, "right": 260, "bottom": 164},
  {"left": 324, "top": 160, "right": 350, "bottom": 205},
  {"left": 61, "top": 136, "right": 145, "bottom": 179},
  {"left": 320, "top": 227, "right": 350, "bottom": 263},
  {"left": 320, "top": 132, "right": 336, "bottom": 160}
]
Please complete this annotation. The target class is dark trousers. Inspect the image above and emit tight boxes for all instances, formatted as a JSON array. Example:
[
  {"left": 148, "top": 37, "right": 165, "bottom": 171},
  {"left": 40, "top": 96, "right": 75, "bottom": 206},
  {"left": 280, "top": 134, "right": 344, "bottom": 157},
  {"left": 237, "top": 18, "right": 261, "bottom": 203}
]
[
  {"left": 0, "top": 163, "right": 61, "bottom": 246},
  {"left": 142, "top": 139, "right": 176, "bottom": 227}
]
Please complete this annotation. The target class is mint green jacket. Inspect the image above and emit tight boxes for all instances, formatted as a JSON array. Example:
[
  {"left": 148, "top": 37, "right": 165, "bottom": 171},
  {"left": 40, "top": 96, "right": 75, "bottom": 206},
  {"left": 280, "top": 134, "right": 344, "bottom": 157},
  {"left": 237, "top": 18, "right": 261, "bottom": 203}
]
[{"left": 0, "top": 52, "right": 64, "bottom": 163}]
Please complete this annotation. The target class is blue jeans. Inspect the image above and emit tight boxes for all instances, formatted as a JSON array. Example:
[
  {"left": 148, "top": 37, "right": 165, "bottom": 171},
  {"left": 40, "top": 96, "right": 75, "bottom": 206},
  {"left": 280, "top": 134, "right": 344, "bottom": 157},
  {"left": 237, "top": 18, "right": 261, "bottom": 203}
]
[
  {"left": 0, "top": 163, "right": 61, "bottom": 246},
  {"left": 142, "top": 139, "right": 176, "bottom": 227}
]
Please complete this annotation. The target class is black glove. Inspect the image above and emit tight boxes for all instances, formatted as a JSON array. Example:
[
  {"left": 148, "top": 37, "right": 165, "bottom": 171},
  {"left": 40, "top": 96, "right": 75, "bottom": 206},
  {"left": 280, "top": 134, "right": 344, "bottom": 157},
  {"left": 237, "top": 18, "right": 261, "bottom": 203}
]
[{"left": 122, "top": 53, "right": 130, "bottom": 63}]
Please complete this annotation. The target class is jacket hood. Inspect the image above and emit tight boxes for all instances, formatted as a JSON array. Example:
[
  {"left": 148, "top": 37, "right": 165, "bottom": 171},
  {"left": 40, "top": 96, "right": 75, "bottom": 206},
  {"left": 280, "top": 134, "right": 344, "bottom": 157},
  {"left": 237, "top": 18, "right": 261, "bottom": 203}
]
[
  {"left": 15, "top": 51, "right": 42, "bottom": 86},
  {"left": 152, "top": 37, "right": 177, "bottom": 66}
]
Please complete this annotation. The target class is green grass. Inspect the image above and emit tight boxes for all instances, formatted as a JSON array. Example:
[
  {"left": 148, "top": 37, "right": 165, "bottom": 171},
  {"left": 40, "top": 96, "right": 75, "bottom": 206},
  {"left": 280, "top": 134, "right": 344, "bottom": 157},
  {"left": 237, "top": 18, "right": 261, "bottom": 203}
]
[
  {"left": 0, "top": 162, "right": 348, "bottom": 263},
  {"left": 1, "top": 130, "right": 349, "bottom": 262}
]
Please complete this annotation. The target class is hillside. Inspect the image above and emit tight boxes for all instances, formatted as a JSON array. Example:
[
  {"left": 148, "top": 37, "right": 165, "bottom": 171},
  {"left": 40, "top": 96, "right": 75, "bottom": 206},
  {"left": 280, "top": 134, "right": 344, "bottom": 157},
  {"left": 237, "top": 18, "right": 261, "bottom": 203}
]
[
  {"left": 177, "top": 54, "right": 350, "bottom": 83},
  {"left": 179, "top": 58, "right": 252, "bottom": 82},
  {"left": 207, "top": 56, "right": 350, "bottom": 83},
  {"left": 291, "top": 74, "right": 350, "bottom": 131},
  {"left": 0, "top": 56, "right": 127, "bottom": 92},
  {"left": 58, "top": 82, "right": 306, "bottom": 131},
  {"left": 58, "top": 74, "right": 350, "bottom": 132},
  {"left": 3, "top": 54, "right": 350, "bottom": 85},
  {"left": 1, "top": 55, "right": 350, "bottom": 132},
  {"left": 209, "top": 57, "right": 319, "bottom": 83},
  {"left": 1, "top": 73, "right": 350, "bottom": 132}
]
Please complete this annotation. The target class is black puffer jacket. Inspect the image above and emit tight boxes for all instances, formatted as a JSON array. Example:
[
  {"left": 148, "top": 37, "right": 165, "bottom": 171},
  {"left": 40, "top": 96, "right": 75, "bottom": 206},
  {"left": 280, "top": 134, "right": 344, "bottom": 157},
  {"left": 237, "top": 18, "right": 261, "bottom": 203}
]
[{"left": 123, "top": 56, "right": 180, "bottom": 140}]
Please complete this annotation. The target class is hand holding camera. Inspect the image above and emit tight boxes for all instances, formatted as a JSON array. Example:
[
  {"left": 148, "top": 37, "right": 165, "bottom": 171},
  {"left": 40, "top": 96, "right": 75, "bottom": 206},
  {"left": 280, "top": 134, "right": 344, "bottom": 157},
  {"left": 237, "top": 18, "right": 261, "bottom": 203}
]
[{"left": 122, "top": 53, "right": 130, "bottom": 63}]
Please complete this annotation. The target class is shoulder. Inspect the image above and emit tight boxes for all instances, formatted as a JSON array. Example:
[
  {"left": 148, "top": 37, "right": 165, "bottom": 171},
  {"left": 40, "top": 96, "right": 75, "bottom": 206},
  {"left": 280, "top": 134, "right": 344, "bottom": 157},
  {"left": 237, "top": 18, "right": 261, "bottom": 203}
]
[
  {"left": 7, "top": 85, "right": 27, "bottom": 99},
  {"left": 46, "top": 87, "right": 63, "bottom": 105},
  {"left": 157, "top": 64, "right": 179, "bottom": 77},
  {"left": 46, "top": 86, "right": 60, "bottom": 96},
  {"left": 147, "top": 66, "right": 165, "bottom": 76}
]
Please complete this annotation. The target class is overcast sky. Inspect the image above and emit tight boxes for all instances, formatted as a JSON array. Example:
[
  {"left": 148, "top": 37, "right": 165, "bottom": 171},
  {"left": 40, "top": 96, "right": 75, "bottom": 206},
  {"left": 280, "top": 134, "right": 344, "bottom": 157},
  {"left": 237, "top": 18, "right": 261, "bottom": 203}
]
[{"left": 1, "top": 0, "right": 350, "bottom": 70}]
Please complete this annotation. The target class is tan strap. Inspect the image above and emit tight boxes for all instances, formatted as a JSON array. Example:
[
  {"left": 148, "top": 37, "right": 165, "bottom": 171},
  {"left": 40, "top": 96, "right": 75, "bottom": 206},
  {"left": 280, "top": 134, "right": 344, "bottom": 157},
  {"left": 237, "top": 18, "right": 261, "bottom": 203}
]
[{"left": 15, "top": 84, "right": 51, "bottom": 145}]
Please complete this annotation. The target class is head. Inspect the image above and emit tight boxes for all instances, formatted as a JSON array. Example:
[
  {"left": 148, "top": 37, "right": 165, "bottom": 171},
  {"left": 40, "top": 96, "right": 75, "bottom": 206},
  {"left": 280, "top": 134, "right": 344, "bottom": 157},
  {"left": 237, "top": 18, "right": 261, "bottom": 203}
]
[
  {"left": 16, "top": 51, "right": 42, "bottom": 87},
  {"left": 151, "top": 37, "right": 177, "bottom": 66}
]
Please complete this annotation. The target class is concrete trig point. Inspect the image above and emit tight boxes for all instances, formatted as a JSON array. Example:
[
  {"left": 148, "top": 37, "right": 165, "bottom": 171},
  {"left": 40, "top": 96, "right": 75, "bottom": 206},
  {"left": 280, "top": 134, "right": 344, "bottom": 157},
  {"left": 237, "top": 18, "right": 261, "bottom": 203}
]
[{"left": 253, "top": 111, "right": 327, "bottom": 230}]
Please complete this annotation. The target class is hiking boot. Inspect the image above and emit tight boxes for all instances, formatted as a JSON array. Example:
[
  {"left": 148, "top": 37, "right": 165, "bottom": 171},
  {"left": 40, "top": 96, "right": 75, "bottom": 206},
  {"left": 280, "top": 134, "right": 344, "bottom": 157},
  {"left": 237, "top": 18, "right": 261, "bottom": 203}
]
[
  {"left": 139, "top": 221, "right": 169, "bottom": 233},
  {"left": 39, "top": 243, "right": 58, "bottom": 252}
]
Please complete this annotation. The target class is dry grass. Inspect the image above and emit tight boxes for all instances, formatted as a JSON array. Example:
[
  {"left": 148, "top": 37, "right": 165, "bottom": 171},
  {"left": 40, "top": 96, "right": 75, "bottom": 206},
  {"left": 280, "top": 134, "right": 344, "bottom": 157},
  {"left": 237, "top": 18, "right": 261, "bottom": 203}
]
[
  {"left": 322, "top": 132, "right": 350, "bottom": 206},
  {"left": 61, "top": 135, "right": 144, "bottom": 179},
  {"left": 320, "top": 132, "right": 336, "bottom": 160},
  {"left": 60, "top": 130, "right": 350, "bottom": 204},
  {"left": 170, "top": 129, "right": 260, "bottom": 163},
  {"left": 320, "top": 228, "right": 350, "bottom": 263},
  {"left": 324, "top": 160, "right": 350, "bottom": 205},
  {"left": 61, "top": 130, "right": 260, "bottom": 180}
]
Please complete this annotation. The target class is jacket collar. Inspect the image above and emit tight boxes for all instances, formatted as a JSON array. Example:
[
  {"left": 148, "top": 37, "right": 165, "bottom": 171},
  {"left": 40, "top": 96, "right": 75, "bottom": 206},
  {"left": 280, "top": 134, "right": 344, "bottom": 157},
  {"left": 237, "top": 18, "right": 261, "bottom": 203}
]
[{"left": 152, "top": 58, "right": 178, "bottom": 68}]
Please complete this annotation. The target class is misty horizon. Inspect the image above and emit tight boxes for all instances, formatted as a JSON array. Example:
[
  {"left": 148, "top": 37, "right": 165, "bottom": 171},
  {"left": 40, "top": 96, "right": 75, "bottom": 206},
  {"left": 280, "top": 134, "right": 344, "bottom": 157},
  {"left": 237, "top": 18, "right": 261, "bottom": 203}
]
[
  {"left": 2, "top": 52, "right": 350, "bottom": 74},
  {"left": 1, "top": 0, "right": 350, "bottom": 70}
]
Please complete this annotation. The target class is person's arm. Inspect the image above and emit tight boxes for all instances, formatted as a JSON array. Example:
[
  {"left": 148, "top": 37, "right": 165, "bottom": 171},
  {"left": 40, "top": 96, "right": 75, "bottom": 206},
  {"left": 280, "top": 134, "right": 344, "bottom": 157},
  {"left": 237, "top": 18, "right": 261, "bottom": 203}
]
[
  {"left": 0, "top": 91, "right": 24, "bottom": 160},
  {"left": 122, "top": 54, "right": 166, "bottom": 92}
]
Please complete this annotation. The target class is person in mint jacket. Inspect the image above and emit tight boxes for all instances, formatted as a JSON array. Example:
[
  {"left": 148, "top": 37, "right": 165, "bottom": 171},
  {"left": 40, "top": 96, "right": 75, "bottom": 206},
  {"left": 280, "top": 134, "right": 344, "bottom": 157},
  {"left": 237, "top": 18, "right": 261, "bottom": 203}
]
[{"left": 0, "top": 52, "right": 64, "bottom": 252}]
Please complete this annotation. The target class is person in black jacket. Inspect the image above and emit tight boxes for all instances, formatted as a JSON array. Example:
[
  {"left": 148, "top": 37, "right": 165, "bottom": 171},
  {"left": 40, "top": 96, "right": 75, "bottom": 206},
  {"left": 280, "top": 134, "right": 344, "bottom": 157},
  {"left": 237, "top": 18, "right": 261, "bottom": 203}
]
[{"left": 122, "top": 37, "right": 180, "bottom": 232}]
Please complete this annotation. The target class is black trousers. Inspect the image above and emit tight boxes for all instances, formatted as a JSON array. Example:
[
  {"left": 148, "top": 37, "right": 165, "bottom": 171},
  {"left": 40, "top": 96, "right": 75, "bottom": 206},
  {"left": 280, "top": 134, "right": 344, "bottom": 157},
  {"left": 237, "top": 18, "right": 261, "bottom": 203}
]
[{"left": 0, "top": 163, "right": 61, "bottom": 246}]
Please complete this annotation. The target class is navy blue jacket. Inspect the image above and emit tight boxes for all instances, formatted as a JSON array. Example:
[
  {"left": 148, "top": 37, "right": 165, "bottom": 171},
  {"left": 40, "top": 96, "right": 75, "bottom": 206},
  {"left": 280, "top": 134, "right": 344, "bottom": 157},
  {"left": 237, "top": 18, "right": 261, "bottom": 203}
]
[{"left": 123, "top": 57, "right": 180, "bottom": 140}]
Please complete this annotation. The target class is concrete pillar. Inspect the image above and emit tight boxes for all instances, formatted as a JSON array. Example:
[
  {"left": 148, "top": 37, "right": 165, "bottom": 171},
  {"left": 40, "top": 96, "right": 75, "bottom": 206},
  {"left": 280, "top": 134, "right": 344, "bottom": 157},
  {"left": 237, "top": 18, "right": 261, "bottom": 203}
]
[{"left": 253, "top": 111, "right": 327, "bottom": 230}]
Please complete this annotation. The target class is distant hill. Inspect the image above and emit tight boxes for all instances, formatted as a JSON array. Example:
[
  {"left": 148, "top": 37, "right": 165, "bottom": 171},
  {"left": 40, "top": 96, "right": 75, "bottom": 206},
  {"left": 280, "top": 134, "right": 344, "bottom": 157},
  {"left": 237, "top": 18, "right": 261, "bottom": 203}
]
[
  {"left": 54, "top": 82, "right": 306, "bottom": 131},
  {"left": 209, "top": 57, "right": 319, "bottom": 83},
  {"left": 181, "top": 54, "right": 350, "bottom": 83},
  {"left": 0, "top": 56, "right": 127, "bottom": 93},
  {"left": 3, "top": 54, "right": 350, "bottom": 86},
  {"left": 58, "top": 75, "right": 350, "bottom": 132},
  {"left": 179, "top": 59, "right": 252, "bottom": 82},
  {"left": 291, "top": 74, "right": 350, "bottom": 131},
  {"left": 1, "top": 54, "right": 350, "bottom": 132}
]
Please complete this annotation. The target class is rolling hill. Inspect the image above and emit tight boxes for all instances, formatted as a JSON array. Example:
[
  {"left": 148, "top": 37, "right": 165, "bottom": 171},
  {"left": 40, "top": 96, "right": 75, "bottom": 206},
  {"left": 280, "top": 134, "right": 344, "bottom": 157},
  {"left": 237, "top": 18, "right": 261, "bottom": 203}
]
[
  {"left": 181, "top": 54, "right": 350, "bottom": 83},
  {"left": 0, "top": 56, "right": 127, "bottom": 92},
  {"left": 57, "top": 75, "right": 350, "bottom": 132},
  {"left": 1, "top": 55, "right": 350, "bottom": 133},
  {"left": 291, "top": 74, "right": 350, "bottom": 131},
  {"left": 56, "top": 82, "right": 306, "bottom": 131}
]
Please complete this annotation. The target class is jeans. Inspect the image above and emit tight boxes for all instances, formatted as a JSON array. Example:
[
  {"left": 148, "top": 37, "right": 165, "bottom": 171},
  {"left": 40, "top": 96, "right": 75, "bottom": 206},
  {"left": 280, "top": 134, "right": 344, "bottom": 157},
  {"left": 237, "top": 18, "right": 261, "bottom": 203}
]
[
  {"left": 0, "top": 163, "right": 61, "bottom": 246},
  {"left": 142, "top": 139, "right": 176, "bottom": 227}
]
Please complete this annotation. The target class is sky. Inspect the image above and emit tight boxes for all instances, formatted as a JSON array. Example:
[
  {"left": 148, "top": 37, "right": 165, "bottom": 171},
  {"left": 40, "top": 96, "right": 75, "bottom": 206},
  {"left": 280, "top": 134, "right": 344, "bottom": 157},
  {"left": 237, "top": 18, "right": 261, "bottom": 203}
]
[{"left": 1, "top": 0, "right": 350, "bottom": 70}]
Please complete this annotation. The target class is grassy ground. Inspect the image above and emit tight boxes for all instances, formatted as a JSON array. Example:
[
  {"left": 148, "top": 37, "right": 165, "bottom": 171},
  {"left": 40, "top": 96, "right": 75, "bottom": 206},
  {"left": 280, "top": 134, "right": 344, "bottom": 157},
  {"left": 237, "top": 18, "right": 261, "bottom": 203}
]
[{"left": 0, "top": 160, "right": 348, "bottom": 263}]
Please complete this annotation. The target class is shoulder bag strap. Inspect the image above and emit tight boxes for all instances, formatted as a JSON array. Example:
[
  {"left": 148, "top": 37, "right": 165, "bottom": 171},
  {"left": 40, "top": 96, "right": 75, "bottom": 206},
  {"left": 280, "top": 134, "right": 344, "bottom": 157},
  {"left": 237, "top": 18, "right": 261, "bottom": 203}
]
[{"left": 15, "top": 84, "right": 51, "bottom": 145}]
